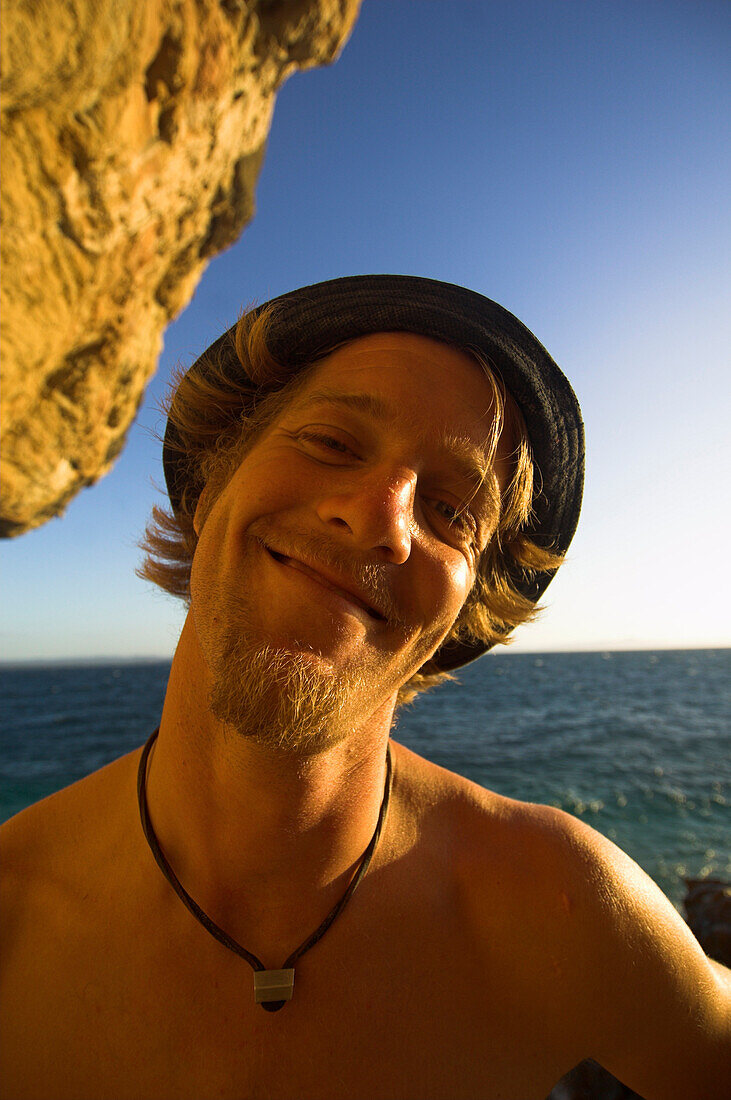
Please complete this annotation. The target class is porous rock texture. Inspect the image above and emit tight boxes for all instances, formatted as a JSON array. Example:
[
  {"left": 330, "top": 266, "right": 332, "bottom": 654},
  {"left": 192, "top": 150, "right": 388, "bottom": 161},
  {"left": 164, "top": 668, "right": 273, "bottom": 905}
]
[{"left": 0, "top": 0, "right": 360, "bottom": 536}]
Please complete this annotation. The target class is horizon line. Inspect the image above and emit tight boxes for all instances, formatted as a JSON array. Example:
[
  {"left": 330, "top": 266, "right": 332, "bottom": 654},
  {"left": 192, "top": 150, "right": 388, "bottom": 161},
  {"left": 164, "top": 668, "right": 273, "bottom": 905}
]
[{"left": 1, "top": 643, "right": 728, "bottom": 671}]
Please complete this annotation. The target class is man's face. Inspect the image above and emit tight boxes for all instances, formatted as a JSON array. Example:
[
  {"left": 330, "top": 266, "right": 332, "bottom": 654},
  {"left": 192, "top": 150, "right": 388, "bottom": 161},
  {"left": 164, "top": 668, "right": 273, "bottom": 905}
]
[{"left": 189, "top": 332, "right": 511, "bottom": 754}]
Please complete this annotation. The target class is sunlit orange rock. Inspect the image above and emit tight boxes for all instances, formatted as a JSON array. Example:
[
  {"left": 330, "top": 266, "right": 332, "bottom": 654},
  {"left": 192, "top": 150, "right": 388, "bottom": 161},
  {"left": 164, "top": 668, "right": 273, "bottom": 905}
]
[{"left": 0, "top": 0, "right": 360, "bottom": 536}]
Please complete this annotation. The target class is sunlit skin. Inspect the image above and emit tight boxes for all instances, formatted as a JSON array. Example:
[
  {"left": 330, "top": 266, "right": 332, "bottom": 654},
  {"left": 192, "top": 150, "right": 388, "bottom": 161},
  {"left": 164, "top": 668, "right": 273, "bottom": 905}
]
[
  {"left": 145, "top": 333, "right": 511, "bottom": 949},
  {"left": 191, "top": 332, "right": 507, "bottom": 679},
  {"left": 0, "top": 334, "right": 728, "bottom": 1100}
]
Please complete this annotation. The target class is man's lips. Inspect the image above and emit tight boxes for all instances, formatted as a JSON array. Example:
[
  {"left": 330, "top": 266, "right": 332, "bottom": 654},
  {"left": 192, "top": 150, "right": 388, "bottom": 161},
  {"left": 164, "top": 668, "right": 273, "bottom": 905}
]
[{"left": 264, "top": 547, "right": 386, "bottom": 621}]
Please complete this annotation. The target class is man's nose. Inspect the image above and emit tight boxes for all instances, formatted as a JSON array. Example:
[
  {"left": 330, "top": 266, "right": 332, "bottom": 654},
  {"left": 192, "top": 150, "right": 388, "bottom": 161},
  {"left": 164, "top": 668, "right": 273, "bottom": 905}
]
[{"left": 315, "top": 471, "right": 416, "bottom": 564}]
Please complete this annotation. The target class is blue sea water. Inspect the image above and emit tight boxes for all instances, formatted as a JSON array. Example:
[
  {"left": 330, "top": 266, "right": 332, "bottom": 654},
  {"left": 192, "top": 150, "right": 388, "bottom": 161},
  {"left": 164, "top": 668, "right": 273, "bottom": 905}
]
[{"left": 1, "top": 650, "right": 728, "bottom": 910}]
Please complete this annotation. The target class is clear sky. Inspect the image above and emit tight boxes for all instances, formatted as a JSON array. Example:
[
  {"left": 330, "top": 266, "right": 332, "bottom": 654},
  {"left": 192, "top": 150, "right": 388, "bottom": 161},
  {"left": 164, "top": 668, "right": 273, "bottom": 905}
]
[{"left": 3, "top": 0, "right": 730, "bottom": 663}]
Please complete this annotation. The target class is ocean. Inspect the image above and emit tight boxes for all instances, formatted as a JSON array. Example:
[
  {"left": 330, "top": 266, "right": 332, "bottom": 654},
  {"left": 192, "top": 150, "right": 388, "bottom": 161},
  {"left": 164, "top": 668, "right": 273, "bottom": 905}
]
[{"left": 1, "top": 649, "right": 728, "bottom": 911}]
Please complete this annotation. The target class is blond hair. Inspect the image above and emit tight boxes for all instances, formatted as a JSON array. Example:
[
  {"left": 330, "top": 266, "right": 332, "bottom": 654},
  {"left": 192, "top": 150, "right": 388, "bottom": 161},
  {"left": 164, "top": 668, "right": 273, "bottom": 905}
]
[{"left": 138, "top": 305, "right": 563, "bottom": 707}]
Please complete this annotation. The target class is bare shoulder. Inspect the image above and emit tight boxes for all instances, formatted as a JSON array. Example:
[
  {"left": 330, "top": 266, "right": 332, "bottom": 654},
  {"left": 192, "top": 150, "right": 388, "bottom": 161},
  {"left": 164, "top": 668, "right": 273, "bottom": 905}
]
[
  {"left": 441, "top": 775, "right": 730, "bottom": 1100},
  {"left": 430, "top": 763, "right": 715, "bottom": 981},
  {"left": 387, "top": 737, "right": 516, "bottom": 851},
  {"left": 0, "top": 747, "right": 142, "bottom": 936},
  {"left": 388, "top": 735, "right": 556, "bottom": 851},
  {"left": 387, "top": 737, "right": 557, "bottom": 903},
  {"left": 390, "top": 736, "right": 694, "bottom": 937},
  {"left": 391, "top": 741, "right": 729, "bottom": 1075},
  {"left": 0, "top": 747, "right": 150, "bottom": 1097},
  {"left": 1, "top": 746, "right": 141, "bottom": 854},
  {"left": 519, "top": 805, "right": 731, "bottom": 1098}
]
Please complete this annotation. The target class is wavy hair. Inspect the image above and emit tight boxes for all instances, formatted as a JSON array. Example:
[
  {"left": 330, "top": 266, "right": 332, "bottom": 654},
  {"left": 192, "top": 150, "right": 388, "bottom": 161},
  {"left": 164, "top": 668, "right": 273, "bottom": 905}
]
[{"left": 138, "top": 304, "right": 564, "bottom": 706}]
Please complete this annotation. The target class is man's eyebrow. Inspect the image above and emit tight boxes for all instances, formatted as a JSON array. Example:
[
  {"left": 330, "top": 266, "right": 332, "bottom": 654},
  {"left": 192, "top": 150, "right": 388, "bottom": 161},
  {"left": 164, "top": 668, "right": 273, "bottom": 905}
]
[
  {"left": 293, "top": 388, "right": 499, "bottom": 506},
  {"left": 299, "top": 388, "right": 394, "bottom": 423}
]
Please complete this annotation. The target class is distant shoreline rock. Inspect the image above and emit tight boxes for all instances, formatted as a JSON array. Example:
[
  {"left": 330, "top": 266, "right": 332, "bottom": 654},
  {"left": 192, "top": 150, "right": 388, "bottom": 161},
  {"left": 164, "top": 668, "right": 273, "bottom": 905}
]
[{"left": 683, "top": 876, "right": 731, "bottom": 967}]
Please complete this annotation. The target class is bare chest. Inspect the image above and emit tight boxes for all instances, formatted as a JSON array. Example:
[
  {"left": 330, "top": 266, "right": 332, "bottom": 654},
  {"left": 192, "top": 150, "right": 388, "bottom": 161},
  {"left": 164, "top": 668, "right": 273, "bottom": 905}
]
[{"left": 2, "top": 881, "right": 576, "bottom": 1100}]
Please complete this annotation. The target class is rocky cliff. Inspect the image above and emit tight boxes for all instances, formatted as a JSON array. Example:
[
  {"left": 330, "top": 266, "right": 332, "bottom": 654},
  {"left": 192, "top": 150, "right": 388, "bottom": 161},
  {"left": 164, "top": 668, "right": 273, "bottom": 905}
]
[{"left": 0, "top": 0, "right": 360, "bottom": 536}]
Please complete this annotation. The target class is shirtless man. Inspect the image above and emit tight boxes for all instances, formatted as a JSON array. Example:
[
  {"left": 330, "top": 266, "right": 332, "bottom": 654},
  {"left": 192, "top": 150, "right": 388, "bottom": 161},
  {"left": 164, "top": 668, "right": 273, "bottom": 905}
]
[{"left": 1, "top": 276, "right": 728, "bottom": 1100}]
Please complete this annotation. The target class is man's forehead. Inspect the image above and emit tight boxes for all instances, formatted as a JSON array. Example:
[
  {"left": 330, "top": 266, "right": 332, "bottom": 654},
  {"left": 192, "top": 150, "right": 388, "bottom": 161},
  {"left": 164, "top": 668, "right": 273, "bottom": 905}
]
[
  {"left": 288, "top": 336, "right": 507, "bottom": 492},
  {"left": 300, "top": 330, "right": 499, "bottom": 420}
]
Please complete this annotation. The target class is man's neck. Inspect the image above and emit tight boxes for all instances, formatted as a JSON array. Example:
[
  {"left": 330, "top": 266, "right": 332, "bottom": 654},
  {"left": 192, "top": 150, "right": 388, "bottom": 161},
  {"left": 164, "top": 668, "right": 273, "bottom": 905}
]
[{"left": 142, "top": 617, "right": 395, "bottom": 963}]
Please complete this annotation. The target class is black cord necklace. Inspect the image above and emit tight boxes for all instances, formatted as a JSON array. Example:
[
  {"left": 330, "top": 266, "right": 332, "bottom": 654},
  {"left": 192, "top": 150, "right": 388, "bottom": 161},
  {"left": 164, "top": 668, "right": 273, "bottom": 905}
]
[{"left": 137, "top": 727, "right": 392, "bottom": 1012}]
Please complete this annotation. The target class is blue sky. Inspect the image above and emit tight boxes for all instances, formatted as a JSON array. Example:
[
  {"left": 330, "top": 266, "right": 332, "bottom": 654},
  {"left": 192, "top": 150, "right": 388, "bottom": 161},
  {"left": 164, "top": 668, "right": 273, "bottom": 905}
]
[{"left": 3, "top": 0, "right": 730, "bottom": 662}]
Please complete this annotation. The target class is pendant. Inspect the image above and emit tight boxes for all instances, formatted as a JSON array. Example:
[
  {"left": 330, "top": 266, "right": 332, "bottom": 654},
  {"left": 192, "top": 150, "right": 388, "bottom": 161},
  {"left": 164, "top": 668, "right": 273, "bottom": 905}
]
[{"left": 254, "top": 968, "right": 295, "bottom": 1012}]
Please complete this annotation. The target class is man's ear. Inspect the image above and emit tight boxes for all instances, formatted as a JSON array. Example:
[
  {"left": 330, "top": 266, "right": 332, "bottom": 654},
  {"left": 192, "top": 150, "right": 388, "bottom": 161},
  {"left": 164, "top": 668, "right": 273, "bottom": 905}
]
[{"left": 193, "top": 486, "right": 212, "bottom": 537}]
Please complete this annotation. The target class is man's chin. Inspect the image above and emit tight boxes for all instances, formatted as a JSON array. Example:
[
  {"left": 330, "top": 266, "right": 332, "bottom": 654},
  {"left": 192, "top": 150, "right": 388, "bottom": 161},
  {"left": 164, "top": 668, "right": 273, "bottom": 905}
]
[{"left": 207, "top": 641, "right": 363, "bottom": 756}]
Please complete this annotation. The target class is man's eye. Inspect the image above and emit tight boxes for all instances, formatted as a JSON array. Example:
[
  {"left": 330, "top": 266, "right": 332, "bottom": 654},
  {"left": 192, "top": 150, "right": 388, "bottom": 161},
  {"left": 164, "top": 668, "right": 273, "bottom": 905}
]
[
  {"left": 432, "top": 500, "right": 475, "bottom": 533},
  {"left": 298, "top": 432, "right": 356, "bottom": 457}
]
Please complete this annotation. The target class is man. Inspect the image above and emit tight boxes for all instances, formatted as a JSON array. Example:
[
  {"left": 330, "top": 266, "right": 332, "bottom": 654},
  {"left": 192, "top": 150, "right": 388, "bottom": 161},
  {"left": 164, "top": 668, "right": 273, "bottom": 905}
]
[{"left": 1, "top": 276, "right": 728, "bottom": 1099}]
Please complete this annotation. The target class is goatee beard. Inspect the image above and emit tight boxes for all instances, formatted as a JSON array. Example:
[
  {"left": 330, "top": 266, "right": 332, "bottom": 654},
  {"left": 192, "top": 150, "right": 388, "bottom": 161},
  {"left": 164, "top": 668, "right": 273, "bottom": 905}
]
[{"left": 208, "top": 638, "right": 365, "bottom": 756}]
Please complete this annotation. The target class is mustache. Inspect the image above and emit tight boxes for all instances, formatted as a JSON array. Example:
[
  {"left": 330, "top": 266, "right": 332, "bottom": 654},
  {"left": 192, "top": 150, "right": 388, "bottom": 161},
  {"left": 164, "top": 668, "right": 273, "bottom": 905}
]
[{"left": 250, "top": 520, "right": 407, "bottom": 629}]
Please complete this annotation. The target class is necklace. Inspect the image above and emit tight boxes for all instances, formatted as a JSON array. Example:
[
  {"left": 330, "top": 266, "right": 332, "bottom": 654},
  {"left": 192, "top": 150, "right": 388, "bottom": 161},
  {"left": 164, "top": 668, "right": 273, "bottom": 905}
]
[{"left": 137, "top": 727, "right": 392, "bottom": 1013}]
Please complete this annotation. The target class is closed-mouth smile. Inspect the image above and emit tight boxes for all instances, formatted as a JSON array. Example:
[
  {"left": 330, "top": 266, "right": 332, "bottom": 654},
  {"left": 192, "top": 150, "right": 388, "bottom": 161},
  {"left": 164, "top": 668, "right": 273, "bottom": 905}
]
[{"left": 265, "top": 547, "right": 385, "bottom": 622}]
